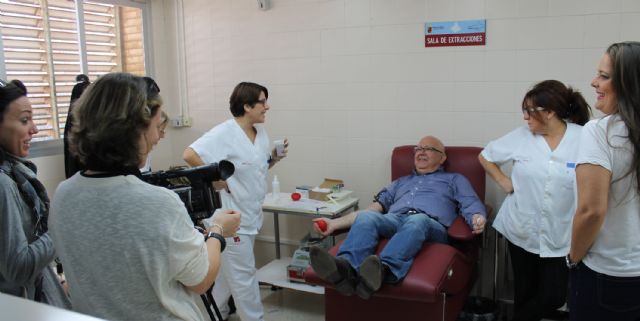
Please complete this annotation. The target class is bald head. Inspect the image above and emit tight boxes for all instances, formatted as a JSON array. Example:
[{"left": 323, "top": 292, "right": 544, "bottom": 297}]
[
  {"left": 419, "top": 136, "right": 445, "bottom": 153},
  {"left": 414, "top": 135, "right": 447, "bottom": 174}
]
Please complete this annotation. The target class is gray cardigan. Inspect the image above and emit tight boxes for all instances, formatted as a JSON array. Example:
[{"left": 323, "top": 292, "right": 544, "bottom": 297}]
[{"left": 0, "top": 157, "right": 56, "bottom": 300}]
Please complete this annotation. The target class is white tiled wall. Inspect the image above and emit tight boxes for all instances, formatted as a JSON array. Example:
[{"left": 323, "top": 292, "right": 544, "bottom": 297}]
[
  {"left": 172, "top": 0, "right": 640, "bottom": 257},
  {"left": 26, "top": 0, "right": 639, "bottom": 265}
]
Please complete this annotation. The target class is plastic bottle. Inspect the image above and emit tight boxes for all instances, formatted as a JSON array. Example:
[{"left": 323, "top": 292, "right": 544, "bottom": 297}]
[{"left": 272, "top": 175, "right": 280, "bottom": 197}]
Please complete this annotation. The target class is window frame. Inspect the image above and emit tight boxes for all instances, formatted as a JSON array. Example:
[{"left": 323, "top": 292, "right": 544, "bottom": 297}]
[{"left": 0, "top": 0, "right": 155, "bottom": 158}]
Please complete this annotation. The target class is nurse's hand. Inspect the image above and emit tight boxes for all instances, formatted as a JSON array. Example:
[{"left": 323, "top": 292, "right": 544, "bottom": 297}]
[
  {"left": 212, "top": 180, "right": 230, "bottom": 194},
  {"left": 271, "top": 138, "right": 289, "bottom": 163},
  {"left": 211, "top": 209, "right": 241, "bottom": 237}
]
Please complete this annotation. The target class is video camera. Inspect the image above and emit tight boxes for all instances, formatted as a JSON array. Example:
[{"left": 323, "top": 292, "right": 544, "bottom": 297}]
[{"left": 141, "top": 161, "right": 234, "bottom": 224}]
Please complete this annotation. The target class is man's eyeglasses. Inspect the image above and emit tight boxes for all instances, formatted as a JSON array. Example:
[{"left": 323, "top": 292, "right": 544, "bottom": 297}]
[
  {"left": 414, "top": 145, "right": 444, "bottom": 155},
  {"left": 522, "top": 106, "right": 545, "bottom": 115},
  {"left": 255, "top": 99, "right": 267, "bottom": 106}
]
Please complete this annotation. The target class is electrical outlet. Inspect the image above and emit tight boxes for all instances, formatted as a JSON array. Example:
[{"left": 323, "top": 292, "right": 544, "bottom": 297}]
[
  {"left": 170, "top": 117, "right": 182, "bottom": 127},
  {"left": 170, "top": 116, "right": 192, "bottom": 128}
]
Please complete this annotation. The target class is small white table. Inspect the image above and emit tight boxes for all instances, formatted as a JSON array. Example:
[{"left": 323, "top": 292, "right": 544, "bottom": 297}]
[
  {"left": 0, "top": 292, "right": 105, "bottom": 321},
  {"left": 257, "top": 192, "right": 359, "bottom": 294}
]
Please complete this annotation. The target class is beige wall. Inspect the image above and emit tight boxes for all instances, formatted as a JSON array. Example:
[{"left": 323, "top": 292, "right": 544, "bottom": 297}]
[
  {"left": 174, "top": 0, "right": 640, "bottom": 264},
  {"left": 28, "top": 0, "right": 640, "bottom": 282}
]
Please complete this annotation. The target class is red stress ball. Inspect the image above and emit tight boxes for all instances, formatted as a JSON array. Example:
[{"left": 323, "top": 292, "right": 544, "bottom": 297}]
[
  {"left": 315, "top": 220, "right": 327, "bottom": 232},
  {"left": 291, "top": 192, "right": 302, "bottom": 201}
]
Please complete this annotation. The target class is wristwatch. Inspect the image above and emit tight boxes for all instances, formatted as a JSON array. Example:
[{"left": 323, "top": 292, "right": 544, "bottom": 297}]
[
  {"left": 205, "top": 231, "right": 226, "bottom": 253},
  {"left": 565, "top": 254, "right": 579, "bottom": 269}
]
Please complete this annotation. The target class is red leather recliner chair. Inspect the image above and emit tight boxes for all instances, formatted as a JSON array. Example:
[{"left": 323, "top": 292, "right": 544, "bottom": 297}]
[{"left": 304, "top": 145, "right": 490, "bottom": 321}]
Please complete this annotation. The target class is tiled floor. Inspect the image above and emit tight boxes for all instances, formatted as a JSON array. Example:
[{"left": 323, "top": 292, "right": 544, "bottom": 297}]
[
  {"left": 219, "top": 286, "right": 568, "bottom": 321},
  {"left": 226, "top": 286, "right": 323, "bottom": 321}
]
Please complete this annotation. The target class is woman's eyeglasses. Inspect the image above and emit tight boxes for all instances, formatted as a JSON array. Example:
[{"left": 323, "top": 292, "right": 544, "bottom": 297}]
[
  {"left": 414, "top": 145, "right": 444, "bottom": 155},
  {"left": 522, "top": 106, "right": 545, "bottom": 115}
]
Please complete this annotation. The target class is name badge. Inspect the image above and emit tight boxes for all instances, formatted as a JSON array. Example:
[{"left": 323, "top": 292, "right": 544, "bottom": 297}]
[{"left": 566, "top": 162, "right": 576, "bottom": 169}]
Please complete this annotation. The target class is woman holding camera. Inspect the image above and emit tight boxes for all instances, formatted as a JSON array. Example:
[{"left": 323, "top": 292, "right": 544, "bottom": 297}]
[
  {"left": 0, "top": 79, "right": 70, "bottom": 308},
  {"left": 50, "top": 73, "right": 240, "bottom": 321}
]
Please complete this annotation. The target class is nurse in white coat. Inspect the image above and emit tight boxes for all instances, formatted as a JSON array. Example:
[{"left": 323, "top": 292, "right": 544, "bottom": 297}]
[
  {"left": 479, "top": 80, "right": 591, "bottom": 321},
  {"left": 183, "top": 82, "right": 287, "bottom": 321}
]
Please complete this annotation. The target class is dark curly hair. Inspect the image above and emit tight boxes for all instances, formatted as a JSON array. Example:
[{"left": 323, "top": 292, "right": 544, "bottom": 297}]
[
  {"left": 69, "top": 73, "right": 163, "bottom": 171},
  {"left": 522, "top": 79, "right": 592, "bottom": 126}
]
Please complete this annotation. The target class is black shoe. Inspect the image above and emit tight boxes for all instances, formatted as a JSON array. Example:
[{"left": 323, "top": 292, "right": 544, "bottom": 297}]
[
  {"left": 309, "top": 246, "right": 357, "bottom": 296},
  {"left": 356, "top": 255, "right": 385, "bottom": 300}
]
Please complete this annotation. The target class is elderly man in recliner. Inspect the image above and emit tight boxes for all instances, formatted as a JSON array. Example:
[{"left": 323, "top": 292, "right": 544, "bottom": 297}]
[{"left": 310, "top": 135, "right": 487, "bottom": 300}]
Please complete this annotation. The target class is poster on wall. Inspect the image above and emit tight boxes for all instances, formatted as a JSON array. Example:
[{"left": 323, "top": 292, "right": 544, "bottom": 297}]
[{"left": 424, "top": 19, "right": 486, "bottom": 47}]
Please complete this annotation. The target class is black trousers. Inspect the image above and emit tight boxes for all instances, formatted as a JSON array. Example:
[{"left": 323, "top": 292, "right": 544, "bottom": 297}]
[
  {"left": 507, "top": 240, "right": 568, "bottom": 321},
  {"left": 570, "top": 262, "right": 640, "bottom": 321}
]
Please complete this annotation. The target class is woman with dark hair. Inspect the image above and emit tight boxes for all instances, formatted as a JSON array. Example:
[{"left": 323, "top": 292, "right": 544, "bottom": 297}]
[
  {"left": 49, "top": 73, "right": 240, "bottom": 321},
  {"left": 183, "top": 82, "right": 288, "bottom": 321},
  {"left": 479, "top": 80, "right": 591, "bottom": 321},
  {"left": 0, "top": 79, "right": 70, "bottom": 308},
  {"left": 568, "top": 41, "right": 640, "bottom": 321},
  {"left": 63, "top": 74, "right": 91, "bottom": 178}
]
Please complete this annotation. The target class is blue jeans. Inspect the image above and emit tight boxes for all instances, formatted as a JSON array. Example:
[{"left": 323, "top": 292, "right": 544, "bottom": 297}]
[
  {"left": 336, "top": 210, "right": 448, "bottom": 282},
  {"left": 570, "top": 262, "right": 640, "bottom": 321}
]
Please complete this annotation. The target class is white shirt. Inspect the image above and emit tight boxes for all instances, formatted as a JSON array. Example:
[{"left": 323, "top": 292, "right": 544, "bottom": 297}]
[
  {"left": 577, "top": 115, "right": 640, "bottom": 277},
  {"left": 483, "top": 124, "right": 582, "bottom": 257},
  {"left": 189, "top": 119, "right": 270, "bottom": 235}
]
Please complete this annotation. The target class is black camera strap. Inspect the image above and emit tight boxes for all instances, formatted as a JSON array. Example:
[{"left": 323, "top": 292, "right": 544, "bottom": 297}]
[{"left": 81, "top": 166, "right": 142, "bottom": 179}]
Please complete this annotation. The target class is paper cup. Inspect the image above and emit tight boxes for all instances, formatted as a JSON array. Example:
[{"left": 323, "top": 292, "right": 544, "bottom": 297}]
[{"left": 274, "top": 139, "right": 285, "bottom": 156}]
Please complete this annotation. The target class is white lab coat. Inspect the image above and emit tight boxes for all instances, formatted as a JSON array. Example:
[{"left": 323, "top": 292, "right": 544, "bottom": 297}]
[
  {"left": 189, "top": 118, "right": 270, "bottom": 321},
  {"left": 190, "top": 118, "right": 270, "bottom": 235},
  {"left": 482, "top": 124, "right": 582, "bottom": 257}
]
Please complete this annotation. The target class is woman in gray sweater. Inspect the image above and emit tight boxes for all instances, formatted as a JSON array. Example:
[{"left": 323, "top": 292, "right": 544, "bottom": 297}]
[{"left": 0, "top": 79, "right": 69, "bottom": 308}]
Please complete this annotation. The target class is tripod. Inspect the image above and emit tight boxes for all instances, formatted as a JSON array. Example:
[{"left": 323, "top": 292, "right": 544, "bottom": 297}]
[{"left": 201, "top": 285, "right": 224, "bottom": 321}]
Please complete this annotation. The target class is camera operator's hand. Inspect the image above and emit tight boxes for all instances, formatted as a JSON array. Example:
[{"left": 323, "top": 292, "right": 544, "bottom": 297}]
[{"left": 210, "top": 209, "right": 241, "bottom": 238}]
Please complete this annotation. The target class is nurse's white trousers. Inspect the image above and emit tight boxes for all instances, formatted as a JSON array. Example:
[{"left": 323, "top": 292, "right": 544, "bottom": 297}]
[{"left": 212, "top": 234, "right": 264, "bottom": 321}]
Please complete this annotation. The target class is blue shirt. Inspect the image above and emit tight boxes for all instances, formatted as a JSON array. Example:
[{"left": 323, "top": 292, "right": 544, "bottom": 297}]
[{"left": 375, "top": 167, "right": 486, "bottom": 227}]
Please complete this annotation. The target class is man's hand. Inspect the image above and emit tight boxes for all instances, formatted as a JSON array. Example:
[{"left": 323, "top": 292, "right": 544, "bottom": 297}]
[
  {"left": 471, "top": 214, "right": 486, "bottom": 234},
  {"left": 312, "top": 218, "right": 333, "bottom": 236}
]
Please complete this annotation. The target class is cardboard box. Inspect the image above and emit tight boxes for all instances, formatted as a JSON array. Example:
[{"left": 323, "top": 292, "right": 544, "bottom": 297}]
[
  {"left": 308, "top": 178, "right": 344, "bottom": 201},
  {"left": 287, "top": 248, "right": 311, "bottom": 283},
  {"left": 295, "top": 185, "right": 312, "bottom": 199}
]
